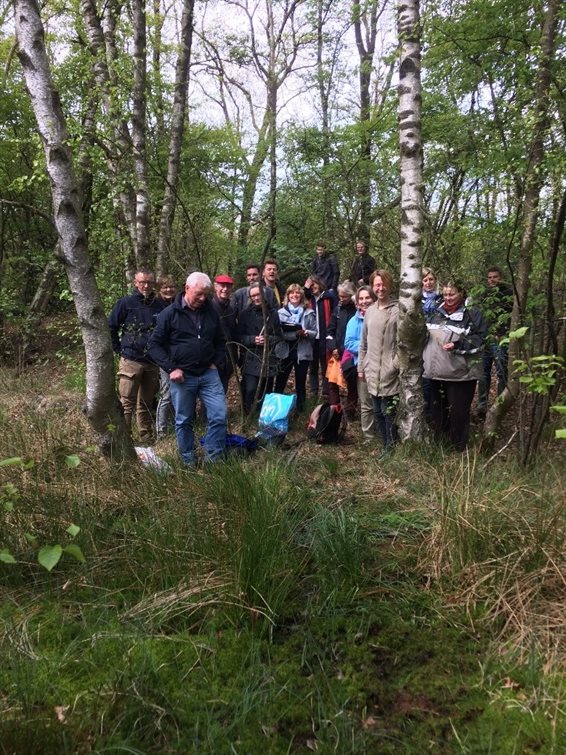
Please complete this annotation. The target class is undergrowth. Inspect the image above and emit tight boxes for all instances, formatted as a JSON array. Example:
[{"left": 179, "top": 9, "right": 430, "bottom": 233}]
[{"left": 0, "top": 364, "right": 564, "bottom": 753}]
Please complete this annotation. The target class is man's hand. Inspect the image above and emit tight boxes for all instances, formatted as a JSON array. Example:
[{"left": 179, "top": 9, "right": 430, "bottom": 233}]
[
  {"left": 443, "top": 343, "right": 455, "bottom": 352},
  {"left": 170, "top": 368, "right": 184, "bottom": 382}
]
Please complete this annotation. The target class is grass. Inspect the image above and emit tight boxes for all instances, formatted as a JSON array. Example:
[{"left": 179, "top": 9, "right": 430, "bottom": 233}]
[{"left": 0, "top": 359, "right": 565, "bottom": 753}]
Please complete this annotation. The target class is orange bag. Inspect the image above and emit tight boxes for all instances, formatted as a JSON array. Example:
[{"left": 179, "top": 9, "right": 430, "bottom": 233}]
[{"left": 325, "top": 355, "right": 346, "bottom": 389}]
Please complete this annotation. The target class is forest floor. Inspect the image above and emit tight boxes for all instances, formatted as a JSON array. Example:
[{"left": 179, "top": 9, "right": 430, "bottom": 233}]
[{"left": 0, "top": 321, "right": 564, "bottom": 753}]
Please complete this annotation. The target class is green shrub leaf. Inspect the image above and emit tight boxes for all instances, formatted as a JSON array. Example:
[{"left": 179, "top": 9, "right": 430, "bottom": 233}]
[
  {"left": 0, "top": 549, "right": 16, "bottom": 564},
  {"left": 66, "top": 523, "right": 80, "bottom": 537},
  {"left": 38, "top": 544, "right": 63, "bottom": 571},
  {"left": 555, "top": 429, "right": 566, "bottom": 439},
  {"left": 63, "top": 544, "right": 85, "bottom": 563},
  {"left": 509, "top": 326, "right": 528, "bottom": 340},
  {"left": 65, "top": 455, "right": 81, "bottom": 468},
  {"left": 0, "top": 457, "right": 24, "bottom": 467}
]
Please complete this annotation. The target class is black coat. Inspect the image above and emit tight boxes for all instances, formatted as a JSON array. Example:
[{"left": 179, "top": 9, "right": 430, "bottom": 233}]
[
  {"left": 108, "top": 291, "right": 165, "bottom": 363},
  {"left": 147, "top": 294, "right": 226, "bottom": 376},
  {"left": 238, "top": 305, "right": 282, "bottom": 377},
  {"left": 351, "top": 253, "right": 376, "bottom": 285},
  {"left": 326, "top": 300, "right": 357, "bottom": 354}
]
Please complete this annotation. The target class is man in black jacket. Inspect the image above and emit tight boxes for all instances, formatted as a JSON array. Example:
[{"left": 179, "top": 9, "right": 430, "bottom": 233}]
[
  {"left": 477, "top": 267, "right": 514, "bottom": 417},
  {"left": 311, "top": 242, "right": 339, "bottom": 292},
  {"left": 350, "top": 241, "right": 376, "bottom": 285},
  {"left": 147, "top": 272, "right": 227, "bottom": 465},
  {"left": 108, "top": 268, "right": 164, "bottom": 442},
  {"left": 211, "top": 274, "right": 239, "bottom": 393}
]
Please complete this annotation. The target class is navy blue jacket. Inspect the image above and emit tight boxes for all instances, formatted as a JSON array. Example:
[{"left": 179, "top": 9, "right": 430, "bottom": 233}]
[
  {"left": 147, "top": 294, "right": 226, "bottom": 376},
  {"left": 326, "top": 300, "right": 356, "bottom": 354},
  {"left": 311, "top": 253, "right": 340, "bottom": 291},
  {"left": 108, "top": 291, "right": 165, "bottom": 363}
]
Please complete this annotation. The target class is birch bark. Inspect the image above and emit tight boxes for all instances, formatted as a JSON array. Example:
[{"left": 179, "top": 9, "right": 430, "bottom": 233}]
[
  {"left": 396, "top": 0, "right": 425, "bottom": 441},
  {"left": 15, "top": 0, "right": 136, "bottom": 460}
]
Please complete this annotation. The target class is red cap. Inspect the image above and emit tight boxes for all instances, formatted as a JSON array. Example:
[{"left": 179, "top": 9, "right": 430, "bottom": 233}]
[{"left": 214, "top": 274, "right": 234, "bottom": 285}]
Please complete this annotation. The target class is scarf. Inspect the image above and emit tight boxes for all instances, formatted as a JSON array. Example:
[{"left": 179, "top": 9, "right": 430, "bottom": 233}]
[
  {"left": 442, "top": 301, "right": 460, "bottom": 315},
  {"left": 286, "top": 304, "right": 304, "bottom": 324}
]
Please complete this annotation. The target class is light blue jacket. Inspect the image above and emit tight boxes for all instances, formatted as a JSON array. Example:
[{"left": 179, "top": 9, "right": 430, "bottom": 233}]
[{"left": 344, "top": 311, "right": 364, "bottom": 366}]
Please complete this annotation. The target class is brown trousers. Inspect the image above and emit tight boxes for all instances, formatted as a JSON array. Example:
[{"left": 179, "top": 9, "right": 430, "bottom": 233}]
[{"left": 118, "top": 357, "right": 159, "bottom": 439}]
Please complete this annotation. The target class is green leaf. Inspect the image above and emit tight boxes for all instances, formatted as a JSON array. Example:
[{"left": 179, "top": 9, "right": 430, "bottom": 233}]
[
  {"left": 555, "top": 429, "right": 566, "bottom": 439},
  {"left": 24, "top": 532, "right": 37, "bottom": 544},
  {"left": 3, "top": 501, "right": 14, "bottom": 512},
  {"left": 3, "top": 483, "right": 18, "bottom": 496},
  {"left": 65, "top": 455, "right": 81, "bottom": 468},
  {"left": 63, "top": 544, "right": 85, "bottom": 563},
  {"left": 0, "top": 549, "right": 16, "bottom": 564},
  {"left": 508, "top": 327, "right": 528, "bottom": 340},
  {"left": 0, "top": 457, "right": 24, "bottom": 467},
  {"left": 66, "top": 523, "right": 80, "bottom": 537},
  {"left": 38, "top": 544, "right": 63, "bottom": 572},
  {"left": 551, "top": 406, "right": 566, "bottom": 415}
]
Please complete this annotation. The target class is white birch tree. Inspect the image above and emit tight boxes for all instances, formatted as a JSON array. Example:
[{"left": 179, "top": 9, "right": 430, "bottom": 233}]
[
  {"left": 15, "top": 0, "right": 136, "bottom": 460},
  {"left": 396, "top": 0, "right": 425, "bottom": 441}
]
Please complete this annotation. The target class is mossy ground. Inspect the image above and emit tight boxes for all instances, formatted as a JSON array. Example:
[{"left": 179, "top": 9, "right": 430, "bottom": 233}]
[{"left": 0, "top": 357, "right": 564, "bottom": 754}]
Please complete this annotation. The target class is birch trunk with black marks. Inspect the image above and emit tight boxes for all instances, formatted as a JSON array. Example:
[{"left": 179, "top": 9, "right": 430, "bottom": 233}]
[
  {"left": 396, "top": 0, "right": 425, "bottom": 441},
  {"left": 155, "top": 0, "right": 195, "bottom": 277},
  {"left": 131, "top": 0, "right": 150, "bottom": 266},
  {"left": 15, "top": 0, "right": 135, "bottom": 460},
  {"left": 81, "top": 0, "right": 137, "bottom": 268}
]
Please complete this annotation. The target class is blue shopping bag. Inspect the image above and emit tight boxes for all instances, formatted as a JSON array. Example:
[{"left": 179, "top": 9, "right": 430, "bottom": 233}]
[{"left": 256, "top": 393, "right": 296, "bottom": 442}]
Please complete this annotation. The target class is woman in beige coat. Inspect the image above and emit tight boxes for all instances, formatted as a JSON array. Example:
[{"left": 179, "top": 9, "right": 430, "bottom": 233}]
[{"left": 358, "top": 270, "right": 399, "bottom": 454}]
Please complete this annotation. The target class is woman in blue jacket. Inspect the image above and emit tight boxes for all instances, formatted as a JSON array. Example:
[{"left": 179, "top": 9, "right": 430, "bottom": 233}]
[{"left": 344, "top": 286, "right": 375, "bottom": 441}]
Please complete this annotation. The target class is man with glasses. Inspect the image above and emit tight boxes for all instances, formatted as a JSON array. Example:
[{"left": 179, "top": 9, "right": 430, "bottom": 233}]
[{"left": 108, "top": 268, "right": 164, "bottom": 443}]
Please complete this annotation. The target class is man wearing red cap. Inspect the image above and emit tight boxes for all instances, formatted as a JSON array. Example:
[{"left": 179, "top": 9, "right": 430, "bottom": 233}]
[{"left": 212, "top": 274, "right": 239, "bottom": 393}]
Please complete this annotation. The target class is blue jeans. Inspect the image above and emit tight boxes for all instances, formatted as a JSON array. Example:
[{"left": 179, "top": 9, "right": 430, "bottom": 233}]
[
  {"left": 372, "top": 394, "right": 399, "bottom": 450},
  {"left": 170, "top": 368, "right": 227, "bottom": 465},
  {"left": 478, "top": 343, "right": 508, "bottom": 410}
]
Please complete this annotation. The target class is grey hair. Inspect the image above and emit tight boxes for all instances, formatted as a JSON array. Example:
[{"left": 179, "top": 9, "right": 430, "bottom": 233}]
[
  {"left": 338, "top": 281, "right": 356, "bottom": 298},
  {"left": 186, "top": 271, "right": 212, "bottom": 288}
]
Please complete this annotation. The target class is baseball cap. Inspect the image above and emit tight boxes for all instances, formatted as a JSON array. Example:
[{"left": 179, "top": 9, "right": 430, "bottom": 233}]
[{"left": 214, "top": 274, "right": 234, "bottom": 285}]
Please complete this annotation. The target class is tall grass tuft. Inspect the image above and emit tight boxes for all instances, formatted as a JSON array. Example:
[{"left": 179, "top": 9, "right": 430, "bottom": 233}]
[
  {"left": 200, "top": 459, "right": 307, "bottom": 624},
  {"left": 421, "top": 453, "right": 565, "bottom": 666}
]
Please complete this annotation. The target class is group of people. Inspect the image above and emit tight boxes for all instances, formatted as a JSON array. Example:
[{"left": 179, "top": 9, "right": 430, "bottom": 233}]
[{"left": 108, "top": 243, "right": 513, "bottom": 466}]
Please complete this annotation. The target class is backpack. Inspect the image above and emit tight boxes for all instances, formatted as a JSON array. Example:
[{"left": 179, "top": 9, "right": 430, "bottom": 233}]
[{"left": 307, "top": 403, "right": 347, "bottom": 444}]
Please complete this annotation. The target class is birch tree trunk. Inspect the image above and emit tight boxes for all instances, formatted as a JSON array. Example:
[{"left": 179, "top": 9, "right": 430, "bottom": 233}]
[
  {"left": 81, "top": 0, "right": 137, "bottom": 266},
  {"left": 396, "top": 0, "right": 425, "bottom": 441},
  {"left": 483, "top": 0, "right": 560, "bottom": 439},
  {"left": 15, "top": 0, "right": 136, "bottom": 461},
  {"left": 352, "top": 0, "right": 378, "bottom": 241},
  {"left": 155, "top": 0, "right": 195, "bottom": 276},
  {"left": 131, "top": 0, "right": 150, "bottom": 266}
]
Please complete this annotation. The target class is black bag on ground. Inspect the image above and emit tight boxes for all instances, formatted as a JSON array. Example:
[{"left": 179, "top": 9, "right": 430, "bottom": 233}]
[{"left": 307, "top": 403, "right": 347, "bottom": 444}]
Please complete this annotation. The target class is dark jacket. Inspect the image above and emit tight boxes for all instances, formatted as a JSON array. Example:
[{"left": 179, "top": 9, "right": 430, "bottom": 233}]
[
  {"left": 108, "top": 291, "right": 165, "bottom": 363},
  {"left": 211, "top": 297, "right": 238, "bottom": 345},
  {"left": 147, "top": 294, "right": 226, "bottom": 376},
  {"left": 478, "top": 283, "right": 513, "bottom": 341},
  {"left": 232, "top": 284, "right": 277, "bottom": 314},
  {"left": 351, "top": 254, "right": 376, "bottom": 285},
  {"left": 326, "top": 300, "right": 357, "bottom": 354},
  {"left": 304, "top": 288, "right": 337, "bottom": 343},
  {"left": 311, "top": 254, "right": 340, "bottom": 291},
  {"left": 238, "top": 305, "right": 283, "bottom": 377}
]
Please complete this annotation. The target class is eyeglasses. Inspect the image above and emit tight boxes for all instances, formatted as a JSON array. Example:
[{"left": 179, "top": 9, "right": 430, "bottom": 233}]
[{"left": 136, "top": 279, "right": 154, "bottom": 286}]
